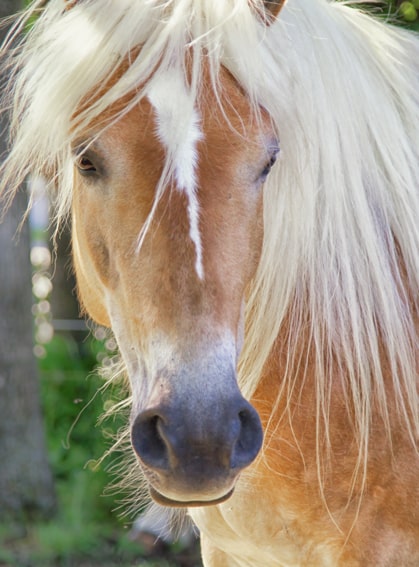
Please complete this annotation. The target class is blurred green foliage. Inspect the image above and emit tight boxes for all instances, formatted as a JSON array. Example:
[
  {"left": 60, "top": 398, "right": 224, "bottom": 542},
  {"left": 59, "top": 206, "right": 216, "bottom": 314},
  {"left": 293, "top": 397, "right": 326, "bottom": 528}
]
[
  {"left": 356, "top": 0, "right": 419, "bottom": 27},
  {"left": 38, "top": 334, "right": 120, "bottom": 524},
  {"left": 3, "top": 332, "right": 144, "bottom": 566}
]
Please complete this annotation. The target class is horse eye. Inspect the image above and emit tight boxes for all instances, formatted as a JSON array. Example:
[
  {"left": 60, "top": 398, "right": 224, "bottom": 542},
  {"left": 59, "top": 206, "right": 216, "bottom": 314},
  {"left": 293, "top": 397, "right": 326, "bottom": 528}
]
[
  {"left": 76, "top": 154, "right": 97, "bottom": 174},
  {"left": 260, "top": 148, "right": 279, "bottom": 180}
]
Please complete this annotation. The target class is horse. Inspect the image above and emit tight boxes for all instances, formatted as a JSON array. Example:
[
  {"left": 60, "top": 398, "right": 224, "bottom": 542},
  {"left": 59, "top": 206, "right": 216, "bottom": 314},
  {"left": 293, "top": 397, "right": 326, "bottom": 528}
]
[{"left": 1, "top": 0, "right": 418, "bottom": 564}]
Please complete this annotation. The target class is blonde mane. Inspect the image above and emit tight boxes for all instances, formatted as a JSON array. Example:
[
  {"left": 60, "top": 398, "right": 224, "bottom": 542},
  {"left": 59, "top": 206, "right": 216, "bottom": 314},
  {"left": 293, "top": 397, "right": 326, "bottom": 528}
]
[{"left": 1, "top": 0, "right": 418, "bottom": 485}]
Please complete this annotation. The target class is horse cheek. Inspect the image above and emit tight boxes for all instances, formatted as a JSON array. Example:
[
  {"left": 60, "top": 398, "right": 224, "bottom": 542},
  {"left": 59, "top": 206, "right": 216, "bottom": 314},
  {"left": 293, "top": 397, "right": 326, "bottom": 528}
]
[{"left": 72, "top": 206, "right": 111, "bottom": 327}]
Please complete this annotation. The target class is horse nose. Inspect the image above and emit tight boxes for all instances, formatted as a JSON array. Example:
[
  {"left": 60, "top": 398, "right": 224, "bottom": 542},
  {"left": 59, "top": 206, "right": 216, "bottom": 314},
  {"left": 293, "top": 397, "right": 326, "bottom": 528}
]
[{"left": 131, "top": 396, "right": 263, "bottom": 476}]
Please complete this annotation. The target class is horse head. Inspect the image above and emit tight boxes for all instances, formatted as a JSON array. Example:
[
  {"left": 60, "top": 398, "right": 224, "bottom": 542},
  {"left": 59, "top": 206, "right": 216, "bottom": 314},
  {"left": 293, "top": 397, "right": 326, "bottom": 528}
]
[{"left": 71, "top": 1, "right": 284, "bottom": 507}]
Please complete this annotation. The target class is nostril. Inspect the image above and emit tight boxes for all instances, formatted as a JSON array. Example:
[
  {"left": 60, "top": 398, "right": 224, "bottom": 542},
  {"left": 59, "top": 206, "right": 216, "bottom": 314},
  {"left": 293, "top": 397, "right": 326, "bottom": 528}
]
[
  {"left": 131, "top": 413, "right": 169, "bottom": 470},
  {"left": 238, "top": 408, "right": 261, "bottom": 451},
  {"left": 231, "top": 405, "right": 263, "bottom": 469}
]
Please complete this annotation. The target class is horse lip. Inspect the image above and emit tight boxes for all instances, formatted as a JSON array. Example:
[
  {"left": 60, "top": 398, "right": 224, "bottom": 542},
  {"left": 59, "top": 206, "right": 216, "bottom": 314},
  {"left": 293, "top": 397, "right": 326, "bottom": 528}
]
[{"left": 149, "top": 486, "right": 235, "bottom": 508}]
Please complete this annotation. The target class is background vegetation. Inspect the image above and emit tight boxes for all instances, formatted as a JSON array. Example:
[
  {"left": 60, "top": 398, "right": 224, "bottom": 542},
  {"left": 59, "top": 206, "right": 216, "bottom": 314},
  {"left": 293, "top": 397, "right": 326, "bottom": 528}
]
[{"left": 360, "top": 0, "right": 419, "bottom": 26}]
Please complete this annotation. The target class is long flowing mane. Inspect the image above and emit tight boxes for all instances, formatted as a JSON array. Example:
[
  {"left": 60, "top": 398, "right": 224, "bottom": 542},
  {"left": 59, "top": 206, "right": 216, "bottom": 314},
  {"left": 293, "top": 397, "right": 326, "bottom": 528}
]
[{"left": 1, "top": 0, "right": 418, "bottom": 487}]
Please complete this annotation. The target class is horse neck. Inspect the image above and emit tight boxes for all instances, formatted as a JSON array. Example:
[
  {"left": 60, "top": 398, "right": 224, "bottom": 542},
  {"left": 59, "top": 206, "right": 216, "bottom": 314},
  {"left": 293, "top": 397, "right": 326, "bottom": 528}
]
[{"left": 252, "top": 302, "right": 417, "bottom": 458}]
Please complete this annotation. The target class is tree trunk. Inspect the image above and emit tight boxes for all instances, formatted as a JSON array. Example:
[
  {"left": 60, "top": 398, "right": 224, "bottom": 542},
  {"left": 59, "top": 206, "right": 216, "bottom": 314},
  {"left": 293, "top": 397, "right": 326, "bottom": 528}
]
[{"left": 0, "top": 0, "right": 55, "bottom": 520}]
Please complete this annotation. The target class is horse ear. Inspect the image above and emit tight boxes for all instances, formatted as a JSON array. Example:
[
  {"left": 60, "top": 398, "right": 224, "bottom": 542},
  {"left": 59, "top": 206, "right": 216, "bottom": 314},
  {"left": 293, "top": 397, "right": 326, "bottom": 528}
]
[{"left": 257, "top": 0, "right": 286, "bottom": 23}]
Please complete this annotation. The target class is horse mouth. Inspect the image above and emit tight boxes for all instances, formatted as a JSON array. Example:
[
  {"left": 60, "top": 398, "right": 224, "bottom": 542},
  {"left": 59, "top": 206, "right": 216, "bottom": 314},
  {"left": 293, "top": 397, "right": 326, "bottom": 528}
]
[{"left": 149, "top": 486, "right": 235, "bottom": 508}]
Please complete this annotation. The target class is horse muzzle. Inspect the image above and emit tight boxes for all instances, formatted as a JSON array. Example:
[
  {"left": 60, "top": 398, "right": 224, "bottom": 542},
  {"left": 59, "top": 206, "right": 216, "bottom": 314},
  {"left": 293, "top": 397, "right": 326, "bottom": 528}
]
[{"left": 130, "top": 389, "right": 263, "bottom": 507}]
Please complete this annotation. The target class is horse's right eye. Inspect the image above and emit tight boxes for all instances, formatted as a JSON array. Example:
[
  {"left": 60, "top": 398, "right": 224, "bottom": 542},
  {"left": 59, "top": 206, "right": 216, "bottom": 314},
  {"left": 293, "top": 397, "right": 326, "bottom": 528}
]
[{"left": 76, "top": 154, "right": 97, "bottom": 174}]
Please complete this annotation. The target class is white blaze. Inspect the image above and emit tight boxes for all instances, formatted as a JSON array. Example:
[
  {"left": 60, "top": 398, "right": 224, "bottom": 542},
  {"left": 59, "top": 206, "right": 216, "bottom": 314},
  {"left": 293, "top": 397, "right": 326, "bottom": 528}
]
[{"left": 147, "top": 69, "right": 204, "bottom": 280}]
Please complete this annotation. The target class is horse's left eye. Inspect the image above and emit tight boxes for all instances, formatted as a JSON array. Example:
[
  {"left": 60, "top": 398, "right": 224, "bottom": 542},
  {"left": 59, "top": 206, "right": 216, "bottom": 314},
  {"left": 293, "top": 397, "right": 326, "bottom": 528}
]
[{"left": 261, "top": 149, "right": 279, "bottom": 180}]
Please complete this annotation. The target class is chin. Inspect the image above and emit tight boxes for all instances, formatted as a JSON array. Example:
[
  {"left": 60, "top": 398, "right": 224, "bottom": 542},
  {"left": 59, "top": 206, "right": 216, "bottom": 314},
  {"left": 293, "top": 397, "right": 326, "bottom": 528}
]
[{"left": 149, "top": 485, "right": 235, "bottom": 508}]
